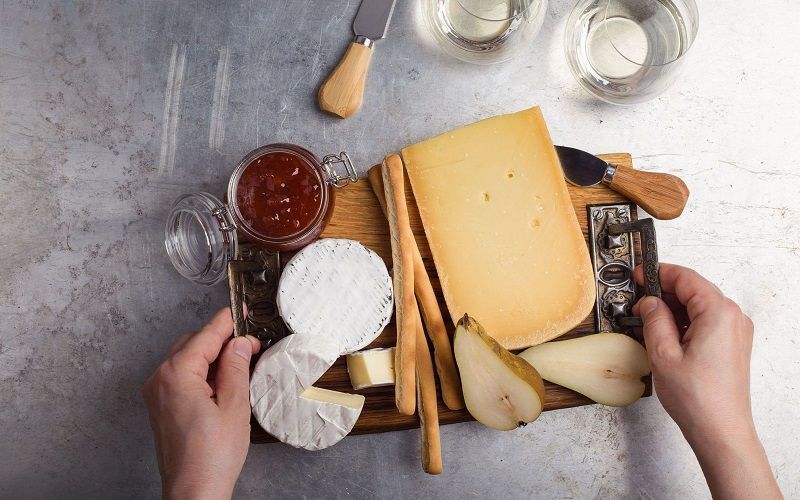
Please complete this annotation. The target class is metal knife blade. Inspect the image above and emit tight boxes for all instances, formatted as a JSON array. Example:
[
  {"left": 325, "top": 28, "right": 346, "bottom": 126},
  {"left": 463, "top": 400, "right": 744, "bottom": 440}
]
[
  {"left": 353, "top": 0, "right": 397, "bottom": 41},
  {"left": 555, "top": 145, "right": 609, "bottom": 187}
]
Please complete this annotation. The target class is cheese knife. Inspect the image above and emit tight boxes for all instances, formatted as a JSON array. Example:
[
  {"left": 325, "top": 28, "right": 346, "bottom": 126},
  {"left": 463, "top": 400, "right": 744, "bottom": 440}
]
[
  {"left": 556, "top": 145, "right": 690, "bottom": 220},
  {"left": 318, "top": 0, "right": 397, "bottom": 119}
]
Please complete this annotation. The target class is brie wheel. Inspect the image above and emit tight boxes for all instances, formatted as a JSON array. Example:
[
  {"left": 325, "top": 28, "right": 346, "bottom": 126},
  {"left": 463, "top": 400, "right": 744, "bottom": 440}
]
[
  {"left": 277, "top": 238, "right": 393, "bottom": 354},
  {"left": 250, "top": 334, "right": 365, "bottom": 451}
]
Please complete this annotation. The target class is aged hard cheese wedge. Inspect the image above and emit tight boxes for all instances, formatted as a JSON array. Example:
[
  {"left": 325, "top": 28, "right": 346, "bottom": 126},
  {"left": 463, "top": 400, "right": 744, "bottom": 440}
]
[
  {"left": 402, "top": 106, "right": 596, "bottom": 349},
  {"left": 250, "top": 334, "right": 365, "bottom": 451},
  {"left": 346, "top": 348, "right": 395, "bottom": 390},
  {"left": 278, "top": 238, "right": 393, "bottom": 354}
]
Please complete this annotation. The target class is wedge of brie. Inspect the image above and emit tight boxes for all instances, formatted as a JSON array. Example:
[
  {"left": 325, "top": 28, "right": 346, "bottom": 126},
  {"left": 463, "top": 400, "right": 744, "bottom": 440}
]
[
  {"left": 250, "top": 334, "right": 365, "bottom": 451},
  {"left": 346, "top": 347, "right": 396, "bottom": 390}
]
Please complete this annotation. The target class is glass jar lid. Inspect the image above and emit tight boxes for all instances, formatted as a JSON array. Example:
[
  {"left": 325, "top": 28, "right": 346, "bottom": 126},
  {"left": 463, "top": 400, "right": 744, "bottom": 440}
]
[{"left": 164, "top": 192, "right": 238, "bottom": 286}]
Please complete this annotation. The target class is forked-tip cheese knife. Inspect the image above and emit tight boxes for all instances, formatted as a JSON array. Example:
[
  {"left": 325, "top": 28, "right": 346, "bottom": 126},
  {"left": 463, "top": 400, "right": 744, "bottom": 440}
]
[
  {"left": 318, "top": 0, "right": 397, "bottom": 119},
  {"left": 556, "top": 145, "right": 690, "bottom": 220}
]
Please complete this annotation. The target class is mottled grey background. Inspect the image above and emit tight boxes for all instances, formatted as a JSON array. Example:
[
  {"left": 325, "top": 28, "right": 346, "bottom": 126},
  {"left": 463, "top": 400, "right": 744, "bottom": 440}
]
[{"left": 1, "top": 0, "right": 797, "bottom": 498}]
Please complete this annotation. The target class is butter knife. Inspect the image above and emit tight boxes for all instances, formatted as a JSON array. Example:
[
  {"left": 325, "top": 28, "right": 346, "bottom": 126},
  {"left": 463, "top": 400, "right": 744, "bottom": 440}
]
[
  {"left": 556, "top": 145, "right": 690, "bottom": 220},
  {"left": 318, "top": 0, "right": 397, "bottom": 119}
]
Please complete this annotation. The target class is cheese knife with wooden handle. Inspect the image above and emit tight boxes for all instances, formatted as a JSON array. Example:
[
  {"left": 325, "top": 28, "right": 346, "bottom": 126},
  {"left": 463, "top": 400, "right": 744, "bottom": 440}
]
[
  {"left": 556, "top": 145, "right": 690, "bottom": 220},
  {"left": 318, "top": 0, "right": 396, "bottom": 119}
]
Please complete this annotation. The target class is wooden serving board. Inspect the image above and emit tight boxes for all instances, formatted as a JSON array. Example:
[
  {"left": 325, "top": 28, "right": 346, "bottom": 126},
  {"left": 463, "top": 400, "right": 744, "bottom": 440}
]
[{"left": 251, "top": 153, "right": 648, "bottom": 443}]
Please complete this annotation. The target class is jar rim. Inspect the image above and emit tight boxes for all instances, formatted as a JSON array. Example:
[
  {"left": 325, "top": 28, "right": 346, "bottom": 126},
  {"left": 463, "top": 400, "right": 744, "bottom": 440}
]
[
  {"left": 227, "top": 143, "right": 331, "bottom": 249},
  {"left": 164, "top": 192, "right": 237, "bottom": 286}
]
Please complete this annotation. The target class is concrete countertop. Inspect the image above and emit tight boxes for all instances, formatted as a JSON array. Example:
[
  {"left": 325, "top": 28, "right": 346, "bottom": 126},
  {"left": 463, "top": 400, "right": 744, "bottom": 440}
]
[{"left": 1, "top": 0, "right": 797, "bottom": 498}]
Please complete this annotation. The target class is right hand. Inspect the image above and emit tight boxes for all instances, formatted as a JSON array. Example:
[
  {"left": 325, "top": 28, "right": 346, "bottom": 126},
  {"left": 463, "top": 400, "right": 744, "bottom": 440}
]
[
  {"left": 633, "top": 263, "right": 781, "bottom": 499},
  {"left": 633, "top": 263, "right": 755, "bottom": 443}
]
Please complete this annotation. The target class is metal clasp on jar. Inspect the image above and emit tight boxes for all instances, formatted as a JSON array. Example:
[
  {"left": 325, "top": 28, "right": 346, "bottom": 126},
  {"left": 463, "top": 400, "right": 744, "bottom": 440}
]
[
  {"left": 212, "top": 206, "right": 236, "bottom": 233},
  {"left": 321, "top": 151, "right": 358, "bottom": 188}
]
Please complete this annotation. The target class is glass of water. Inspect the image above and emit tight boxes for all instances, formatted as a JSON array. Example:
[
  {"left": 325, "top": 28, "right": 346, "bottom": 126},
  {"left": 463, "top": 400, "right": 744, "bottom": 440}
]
[
  {"left": 422, "top": 0, "right": 548, "bottom": 64},
  {"left": 564, "top": 0, "right": 699, "bottom": 104}
]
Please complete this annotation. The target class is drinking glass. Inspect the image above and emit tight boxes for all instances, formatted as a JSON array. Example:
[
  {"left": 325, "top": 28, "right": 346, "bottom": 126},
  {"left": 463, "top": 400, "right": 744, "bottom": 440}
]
[
  {"left": 422, "top": 0, "right": 548, "bottom": 64},
  {"left": 564, "top": 0, "right": 699, "bottom": 104}
]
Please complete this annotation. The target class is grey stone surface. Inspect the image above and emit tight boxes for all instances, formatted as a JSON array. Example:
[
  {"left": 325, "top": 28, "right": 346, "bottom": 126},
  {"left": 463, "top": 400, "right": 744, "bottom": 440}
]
[{"left": 1, "top": 0, "right": 797, "bottom": 498}]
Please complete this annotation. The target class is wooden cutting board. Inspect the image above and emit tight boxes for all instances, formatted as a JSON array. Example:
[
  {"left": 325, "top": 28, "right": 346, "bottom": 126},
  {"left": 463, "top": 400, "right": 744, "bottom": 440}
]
[{"left": 250, "top": 152, "right": 648, "bottom": 443}]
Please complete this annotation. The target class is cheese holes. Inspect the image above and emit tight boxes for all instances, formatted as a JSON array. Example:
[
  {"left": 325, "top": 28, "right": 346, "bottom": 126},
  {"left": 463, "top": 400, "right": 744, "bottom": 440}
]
[
  {"left": 481, "top": 192, "right": 491, "bottom": 202},
  {"left": 530, "top": 218, "right": 541, "bottom": 228},
  {"left": 506, "top": 170, "right": 515, "bottom": 179},
  {"left": 534, "top": 195, "right": 545, "bottom": 213}
]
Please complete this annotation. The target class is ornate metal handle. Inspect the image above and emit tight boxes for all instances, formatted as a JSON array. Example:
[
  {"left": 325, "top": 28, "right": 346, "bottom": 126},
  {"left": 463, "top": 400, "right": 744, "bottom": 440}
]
[
  {"left": 227, "top": 260, "right": 262, "bottom": 338},
  {"left": 588, "top": 204, "right": 662, "bottom": 333},
  {"left": 226, "top": 245, "right": 288, "bottom": 349},
  {"left": 608, "top": 218, "right": 661, "bottom": 328}
]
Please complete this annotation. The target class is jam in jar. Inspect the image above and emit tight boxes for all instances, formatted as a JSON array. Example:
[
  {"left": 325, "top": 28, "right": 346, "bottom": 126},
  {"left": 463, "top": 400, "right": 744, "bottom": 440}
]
[
  {"left": 165, "top": 143, "right": 355, "bottom": 285},
  {"left": 228, "top": 144, "right": 352, "bottom": 251}
]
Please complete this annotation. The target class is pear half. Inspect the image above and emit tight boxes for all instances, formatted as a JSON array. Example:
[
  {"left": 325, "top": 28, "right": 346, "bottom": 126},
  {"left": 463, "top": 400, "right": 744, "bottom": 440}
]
[
  {"left": 519, "top": 333, "right": 650, "bottom": 407},
  {"left": 454, "top": 315, "right": 546, "bottom": 430}
]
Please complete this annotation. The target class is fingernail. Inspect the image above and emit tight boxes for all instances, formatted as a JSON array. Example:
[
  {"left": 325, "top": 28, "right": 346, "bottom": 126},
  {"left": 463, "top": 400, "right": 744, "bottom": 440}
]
[
  {"left": 232, "top": 337, "right": 252, "bottom": 360},
  {"left": 245, "top": 335, "right": 261, "bottom": 352},
  {"left": 640, "top": 297, "right": 658, "bottom": 317}
]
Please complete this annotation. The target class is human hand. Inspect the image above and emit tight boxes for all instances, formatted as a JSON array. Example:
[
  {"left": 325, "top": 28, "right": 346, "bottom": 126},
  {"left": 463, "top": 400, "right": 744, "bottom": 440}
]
[
  {"left": 143, "top": 307, "right": 260, "bottom": 500},
  {"left": 633, "top": 264, "right": 780, "bottom": 499},
  {"left": 633, "top": 263, "right": 754, "bottom": 443}
]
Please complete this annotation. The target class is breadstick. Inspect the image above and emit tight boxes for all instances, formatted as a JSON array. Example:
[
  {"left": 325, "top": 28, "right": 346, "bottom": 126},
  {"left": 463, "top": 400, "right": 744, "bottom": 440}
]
[
  {"left": 368, "top": 164, "right": 464, "bottom": 410},
  {"left": 382, "top": 154, "right": 416, "bottom": 416},
  {"left": 415, "top": 305, "right": 442, "bottom": 475}
]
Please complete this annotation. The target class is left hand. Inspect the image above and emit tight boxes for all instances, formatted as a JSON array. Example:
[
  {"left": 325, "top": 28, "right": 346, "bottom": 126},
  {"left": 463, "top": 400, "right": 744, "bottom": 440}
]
[{"left": 142, "top": 307, "right": 260, "bottom": 499}]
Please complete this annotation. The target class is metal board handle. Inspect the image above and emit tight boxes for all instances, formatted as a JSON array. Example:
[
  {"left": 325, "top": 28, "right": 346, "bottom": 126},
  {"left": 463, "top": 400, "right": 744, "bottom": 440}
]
[{"left": 608, "top": 218, "right": 661, "bottom": 328}]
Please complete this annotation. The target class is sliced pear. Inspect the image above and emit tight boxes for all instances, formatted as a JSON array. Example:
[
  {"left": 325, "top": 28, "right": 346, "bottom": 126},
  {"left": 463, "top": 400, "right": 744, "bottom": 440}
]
[
  {"left": 519, "top": 333, "right": 650, "bottom": 407},
  {"left": 454, "top": 314, "right": 546, "bottom": 430}
]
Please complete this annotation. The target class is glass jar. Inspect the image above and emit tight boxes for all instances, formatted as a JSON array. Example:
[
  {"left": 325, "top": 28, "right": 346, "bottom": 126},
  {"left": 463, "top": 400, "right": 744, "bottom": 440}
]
[
  {"left": 165, "top": 144, "right": 356, "bottom": 286},
  {"left": 564, "top": 0, "right": 699, "bottom": 104},
  {"left": 421, "top": 0, "right": 548, "bottom": 65}
]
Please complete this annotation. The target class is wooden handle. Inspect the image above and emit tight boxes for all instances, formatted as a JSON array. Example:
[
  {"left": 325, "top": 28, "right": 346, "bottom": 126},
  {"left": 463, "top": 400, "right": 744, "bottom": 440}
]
[
  {"left": 415, "top": 306, "right": 442, "bottom": 475},
  {"left": 368, "top": 164, "right": 465, "bottom": 411},
  {"left": 382, "top": 155, "right": 417, "bottom": 416},
  {"left": 318, "top": 41, "right": 372, "bottom": 119},
  {"left": 607, "top": 165, "right": 690, "bottom": 220}
]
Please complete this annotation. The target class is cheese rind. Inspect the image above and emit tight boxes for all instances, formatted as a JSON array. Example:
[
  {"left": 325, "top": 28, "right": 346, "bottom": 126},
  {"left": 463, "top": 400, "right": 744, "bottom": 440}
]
[
  {"left": 401, "top": 107, "right": 596, "bottom": 349},
  {"left": 346, "top": 347, "right": 396, "bottom": 390},
  {"left": 250, "top": 335, "right": 363, "bottom": 451},
  {"left": 277, "top": 238, "right": 393, "bottom": 354}
]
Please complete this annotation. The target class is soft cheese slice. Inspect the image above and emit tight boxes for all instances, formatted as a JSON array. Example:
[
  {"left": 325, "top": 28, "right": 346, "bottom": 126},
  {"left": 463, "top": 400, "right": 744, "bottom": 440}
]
[
  {"left": 402, "top": 107, "right": 595, "bottom": 349},
  {"left": 301, "top": 387, "right": 365, "bottom": 408},
  {"left": 278, "top": 239, "right": 393, "bottom": 354},
  {"left": 250, "top": 335, "right": 365, "bottom": 451},
  {"left": 346, "top": 347, "right": 396, "bottom": 390}
]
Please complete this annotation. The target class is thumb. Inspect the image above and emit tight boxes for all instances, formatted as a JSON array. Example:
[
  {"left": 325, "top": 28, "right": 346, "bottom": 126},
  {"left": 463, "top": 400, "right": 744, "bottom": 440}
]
[
  {"left": 639, "top": 296, "right": 684, "bottom": 365},
  {"left": 215, "top": 336, "right": 259, "bottom": 414}
]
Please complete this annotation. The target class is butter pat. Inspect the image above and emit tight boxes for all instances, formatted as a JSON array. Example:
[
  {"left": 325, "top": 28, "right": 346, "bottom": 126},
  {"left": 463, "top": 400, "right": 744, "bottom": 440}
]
[
  {"left": 402, "top": 107, "right": 596, "bottom": 349},
  {"left": 346, "top": 348, "right": 396, "bottom": 390}
]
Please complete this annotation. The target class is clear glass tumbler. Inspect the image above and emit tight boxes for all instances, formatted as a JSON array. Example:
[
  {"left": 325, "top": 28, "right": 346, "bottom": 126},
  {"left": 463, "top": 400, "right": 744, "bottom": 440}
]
[
  {"left": 564, "top": 0, "right": 699, "bottom": 104},
  {"left": 423, "top": 0, "right": 548, "bottom": 64}
]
